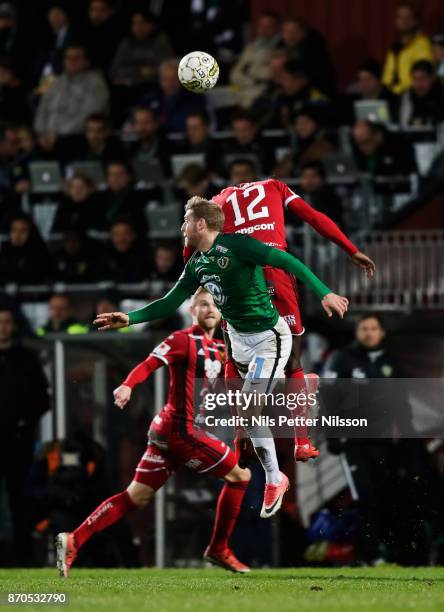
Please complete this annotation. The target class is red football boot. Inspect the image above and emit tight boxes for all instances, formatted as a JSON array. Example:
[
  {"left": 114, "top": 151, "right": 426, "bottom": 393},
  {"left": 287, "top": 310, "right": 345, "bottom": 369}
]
[
  {"left": 260, "top": 472, "right": 289, "bottom": 518},
  {"left": 204, "top": 547, "right": 251, "bottom": 573}
]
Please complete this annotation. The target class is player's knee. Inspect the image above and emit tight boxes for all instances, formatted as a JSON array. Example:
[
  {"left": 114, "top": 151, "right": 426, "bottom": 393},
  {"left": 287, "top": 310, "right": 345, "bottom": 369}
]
[
  {"left": 224, "top": 466, "right": 251, "bottom": 483},
  {"left": 126, "top": 481, "right": 155, "bottom": 508}
]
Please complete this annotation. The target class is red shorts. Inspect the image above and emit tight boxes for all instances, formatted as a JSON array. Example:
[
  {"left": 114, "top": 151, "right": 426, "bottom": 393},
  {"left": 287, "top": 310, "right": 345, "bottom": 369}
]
[
  {"left": 263, "top": 266, "right": 304, "bottom": 335},
  {"left": 133, "top": 424, "right": 237, "bottom": 490}
]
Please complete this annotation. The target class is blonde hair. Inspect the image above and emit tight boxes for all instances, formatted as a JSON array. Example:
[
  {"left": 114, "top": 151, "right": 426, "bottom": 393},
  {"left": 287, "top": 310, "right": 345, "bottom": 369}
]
[
  {"left": 185, "top": 196, "right": 225, "bottom": 231},
  {"left": 191, "top": 286, "right": 212, "bottom": 305}
]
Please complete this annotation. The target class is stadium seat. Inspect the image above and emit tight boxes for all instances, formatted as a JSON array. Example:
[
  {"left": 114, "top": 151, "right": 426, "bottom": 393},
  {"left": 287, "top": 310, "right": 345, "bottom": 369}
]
[
  {"left": 146, "top": 203, "right": 182, "bottom": 239},
  {"left": 29, "top": 161, "right": 62, "bottom": 194}
]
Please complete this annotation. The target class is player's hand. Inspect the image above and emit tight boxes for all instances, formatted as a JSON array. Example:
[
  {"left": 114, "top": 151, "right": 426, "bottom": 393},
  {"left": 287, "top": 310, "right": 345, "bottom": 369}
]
[
  {"left": 351, "top": 251, "right": 376, "bottom": 278},
  {"left": 113, "top": 385, "right": 132, "bottom": 409},
  {"left": 322, "top": 293, "right": 349, "bottom": 319},
  {"left": 93, "top": 311, "right": 129, "bottom": 331}
]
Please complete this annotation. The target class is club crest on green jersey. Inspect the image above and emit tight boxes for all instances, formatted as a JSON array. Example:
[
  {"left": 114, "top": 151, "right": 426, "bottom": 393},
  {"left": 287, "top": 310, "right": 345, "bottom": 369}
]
[{"left": 217, "top": 256, "right": 229, "bottom": 269}]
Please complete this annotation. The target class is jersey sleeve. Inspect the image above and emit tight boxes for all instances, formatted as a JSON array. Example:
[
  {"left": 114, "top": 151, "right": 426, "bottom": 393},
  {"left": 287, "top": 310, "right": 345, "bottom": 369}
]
[
  {"left": 128, "top": 264, "right": 199, "bottom": 325},
  {"left": 122, "top": 332, "right": 189, "bottom": 387},
  {"left": 272, "top": 179, "right": 301, "bottom": 209},
  {"left": 284, "top": 190, "right": 358, "bottom": 257}
]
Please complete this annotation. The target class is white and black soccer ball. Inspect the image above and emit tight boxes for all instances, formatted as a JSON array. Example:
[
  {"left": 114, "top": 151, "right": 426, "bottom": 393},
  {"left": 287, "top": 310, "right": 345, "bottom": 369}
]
[{"left": 178, "top": 51, "right": 219, "bottom": 93}]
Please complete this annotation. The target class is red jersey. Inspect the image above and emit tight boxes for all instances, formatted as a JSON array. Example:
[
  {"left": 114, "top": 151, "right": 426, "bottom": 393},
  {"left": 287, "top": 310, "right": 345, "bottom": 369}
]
[
  {"left": 211, "top": 178, "right": 358, "bottom": 255},
  {"left": 123, "top": 324, "right": 225, "bottom": 435}
]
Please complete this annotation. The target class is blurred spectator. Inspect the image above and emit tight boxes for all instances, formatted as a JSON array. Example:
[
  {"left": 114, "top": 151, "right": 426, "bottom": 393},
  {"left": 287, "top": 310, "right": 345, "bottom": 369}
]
[
  {"left": 382, "top": 3, "right": 432, "bottom": 94},
  {"left": 250, "top": 49, "right": 290, "bottom": 127},
  {"left": 229, "top": 158, "right": 257, "bottom": 184},
  {"left": 128, "top": 107, "right": 170, "bottom": 174},
  {"left": 34, "top": 45, "right": 109, "bottom": 152},
  {"left": 34, "top": 2, "right": 76, "bottom": 90},
  {"left": 100, "top": 219, "right": 151, "bottom": 283},
  {"left": 224, "top": 111, "right": 274, "bottom": 175},
  {"left": 98, "top": 161, "right": 148, "bottom": 232},
  {"left": 149, "top": 243, "right": 181, "bottom": 282},
  {"left": 37, "top": 292, "right": 86, "bottom": 335},
  {"left": 268, "top": 60, "right": 329, "bottom": 128},
  {"left": 51, "top": 173, "right": 101, "bottom": 233},
  {"left": 177, "top": 164, "right": 219, "bottom": 200},
  {"left": 344, "top": 59, "right": 399, "bottom": 123},
  {"left": 431, "top": 33, "right": 444, "bottom": 79},
  {"left": 351, "top": 120, "right": 416, "bottom": 176},
  {"left": 274, "top": 107, "right": 336, "bottom": 178},
  {"left": 281, "top": 17, "right": 336, "bottom": 95},
  {"left": 0, "top": 59, "right": 30, "bottom": 123},
  {"left": 9, "top": 126, "right": 50, "bottom": 196},
  {"left": 0, "top": 124, "right": 17, "bottom": 195},
  {"left": 110, "top": 10, "right": 173, "bottom": 87},
  {"left": 140, "top": 59, "right": 206, "bottom": 132},
  {"left": 0, "top": 305, "right": 50, "bottom": 565},
  {"left": 83, "top": 0, "right": 124, "bottom": 72},
  {"left": 69, "top": 113, "right": 126, "bottom": 166},
  {"left": 0, "top": 214, "right": 52, "bottom": 285},
  {"left": 399, "top": 60, "right": 444, "bottom": 127},
  {"left": 230, "top": 11, "right": 281, "bottom": 108},
  {"left": 181, "top": 111, "right": 219, "bottom": 173},
  {"left": 0, "top": 2, "right": 30, "bottom": 80},
  {"left": 53, "top": 230, "right": 100, "bottom": 283},
  {"left": 298, "top": 161, "right": 343, "bottom": 226}
]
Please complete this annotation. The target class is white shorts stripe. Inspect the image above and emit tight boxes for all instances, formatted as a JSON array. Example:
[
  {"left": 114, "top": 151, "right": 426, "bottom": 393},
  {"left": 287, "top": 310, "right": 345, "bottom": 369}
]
[
  {"left": 136, "top": 467, "right": 167, "bottom": 473},
  {"left": 197, "top": 446, "right": 230, "bottom": 474}
]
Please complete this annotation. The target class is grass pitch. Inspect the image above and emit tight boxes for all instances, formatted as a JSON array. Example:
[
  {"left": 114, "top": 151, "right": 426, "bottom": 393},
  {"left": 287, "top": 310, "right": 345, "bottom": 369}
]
[{"left": 0, "top": 567, "right": 443, "bottom": 612}]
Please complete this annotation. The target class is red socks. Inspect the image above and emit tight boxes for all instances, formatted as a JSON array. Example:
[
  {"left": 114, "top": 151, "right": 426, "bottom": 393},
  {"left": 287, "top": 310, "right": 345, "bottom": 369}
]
[
  {"left": 73, "top": 490, "right": 137, "bottom": 549},
  {"left": 208, "top": 480, "right": 249, "bottom": 552},
  {"left": 286, "top": 367, "right": 310, "bottom": 446}
]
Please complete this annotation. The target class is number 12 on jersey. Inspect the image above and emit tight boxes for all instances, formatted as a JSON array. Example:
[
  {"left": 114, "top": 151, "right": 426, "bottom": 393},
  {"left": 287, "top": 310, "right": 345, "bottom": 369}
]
[{"left": 226, "top": 184, "right": 270, "bottom": 227}]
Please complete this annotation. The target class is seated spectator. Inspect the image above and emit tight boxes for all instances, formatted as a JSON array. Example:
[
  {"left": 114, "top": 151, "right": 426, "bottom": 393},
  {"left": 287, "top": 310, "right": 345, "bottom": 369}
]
[
  {"left": 181, "top": 111, "right": 219, "bottom": 173},
  {"left": 34, "top": 45, "right": 109, "bottom": 153},
  {"left": 230, "top": 11, "right": 282, "bottom": 108},
  {"left": 37, "top": 293, "right": 87, "bottom": 335},
  {"left": 98, "top": 161, "right": 148, "bottom": 232},
  {"left": 298, "top": 161, "right": 344, "bottom": 226},
  {"left": 127, "top": 107, "right": 170, "bottom": 174},
  {"left": 0, "top": 124, "right": 17, "bottom": 195},
  {"left": 51, "top": 173, "right": 102, "bottom": 233},
  {"left": 139, "top": 59, "right": 206, "bottom": 132},
  {"left": 149, "top": 243, "right": 181, "bottom": 282},
  {"left": 34, "top": 2, "right": 76, "bottom": 89},
  {"left": 177, "top": 165, "right": 219, "bottom": 200},
  {"left": 352, "top": 120, "right": 417, "bottom": 176},
  {"left": 99, "top": 219, "right": 151, "bottom": 283},
  {"left": 83, "top": 0, "right": 124, "bottom": 72},
  {"left": 53, "top": 230, "right": 100, "bottom": 283},
  {"left": 274, "top": 107, "right": 336, "bottom": 178},
  {"left": 349, "top": 59, "right": 399, "bottom": 123},
  {"left": 228, "top": 158, "right": 257, "bottom": 184},
  {"left": 399, "top": 60, "right": 444, "bottom": 127},
  {"left": 0, "top": 59, "right": 30, "bottom": 123},
  {"left": 382, "top": 3, "right": 433, "bottom": 94},
  {"left": 281, "top": 17, "right": 336, "bottom": 95},
  {"left": 71, "top": 113, "right": 126, "bottom": 166},
  {"left": 223, "top": 111, "right": 274, "bottom": 175},
  {"left": 8, "top": 126, "right": 55, "bottom": 196},
  {"left": 0, "top": 214, "right": 52, "bottom": 285},
  {"left": 110, "top": 10, "right": 173, "bottom": 87},
  {"left": 432, "top": 33, "right": 444, "bottom": 79},
  {"left": 268, "top": 60, "right": 329, "bottom": 128},
  {"left": 0, "top": 2, "right": 30, "bottom": 80},
  {"left": 109, "top": 9, "right": 173, "bottom": 124}
]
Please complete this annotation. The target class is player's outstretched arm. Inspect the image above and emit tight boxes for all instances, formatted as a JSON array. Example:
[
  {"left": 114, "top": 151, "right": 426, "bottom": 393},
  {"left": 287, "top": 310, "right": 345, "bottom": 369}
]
[
  {"left": 285, "top": 195, "right": 376, "bottom": 278},
  {"left": 94, "top": 282, "right": 194, "bottom": 330},
  {"left": 113, "top": 353, "right": 166, "bottom": 409}
]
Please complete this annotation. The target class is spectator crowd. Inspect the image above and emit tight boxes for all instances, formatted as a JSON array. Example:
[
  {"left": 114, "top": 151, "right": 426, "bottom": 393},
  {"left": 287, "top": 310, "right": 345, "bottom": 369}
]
[{"left": 0, "top": 1, "right": 444, "bottom": 294}]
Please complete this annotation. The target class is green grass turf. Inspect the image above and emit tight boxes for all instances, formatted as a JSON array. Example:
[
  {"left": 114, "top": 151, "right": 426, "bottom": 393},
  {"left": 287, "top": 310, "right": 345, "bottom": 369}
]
[{"left": 0, "top": 567, "right": 443, "bottom": 612}]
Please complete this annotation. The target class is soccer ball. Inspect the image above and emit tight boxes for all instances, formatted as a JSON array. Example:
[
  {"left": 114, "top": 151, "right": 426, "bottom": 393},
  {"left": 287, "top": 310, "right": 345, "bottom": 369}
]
[{"left": 178, "top": 51, "right": 219, "bottom": 93}]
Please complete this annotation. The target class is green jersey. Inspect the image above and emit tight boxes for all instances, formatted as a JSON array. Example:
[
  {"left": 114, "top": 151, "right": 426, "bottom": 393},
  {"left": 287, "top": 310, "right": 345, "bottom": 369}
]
[{"left": 128, "top": 233, "right": 332, "bottom": 333}]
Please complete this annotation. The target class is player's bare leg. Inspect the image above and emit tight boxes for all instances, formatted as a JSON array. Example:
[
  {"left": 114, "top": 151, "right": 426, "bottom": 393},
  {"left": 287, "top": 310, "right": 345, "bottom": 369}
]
[
  {"left": 204, "top": 464, "right": 252, "bottom": 573},
  {"left": 286, "top": 335, "right": 320, "bottom": 462}
]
